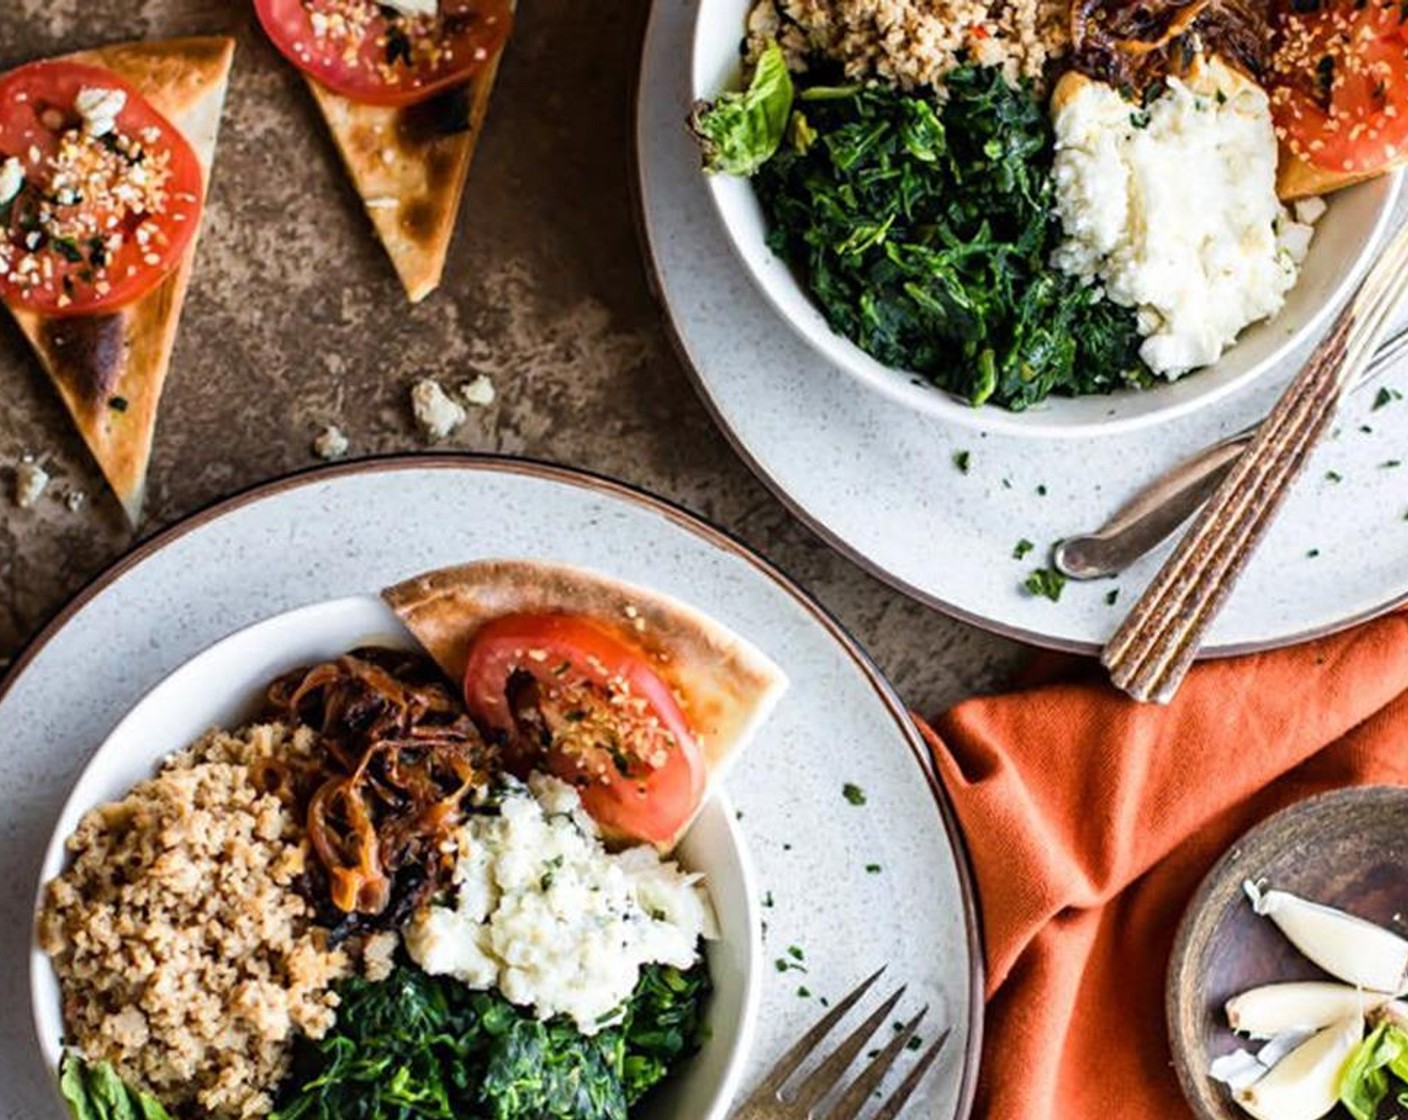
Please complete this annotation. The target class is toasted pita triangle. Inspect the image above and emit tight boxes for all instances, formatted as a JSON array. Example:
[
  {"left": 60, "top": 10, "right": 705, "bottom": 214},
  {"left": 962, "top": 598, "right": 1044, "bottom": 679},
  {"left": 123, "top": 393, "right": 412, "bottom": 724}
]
[
  {"left": 306, "top": 11, "right": 511, "bottom": 304},
  {"left": 383, "top": 560, "right": 789, "bottom": 844},
  {"left": 4, "top": 37, "right": 234, "bottom": 524}
]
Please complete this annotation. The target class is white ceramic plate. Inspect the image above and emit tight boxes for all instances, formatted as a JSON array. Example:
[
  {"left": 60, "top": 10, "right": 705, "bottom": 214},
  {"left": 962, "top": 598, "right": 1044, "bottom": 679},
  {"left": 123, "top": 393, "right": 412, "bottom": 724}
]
[
  {"left": 28, "top": 595, "right": 760, "bottom": 1120},
  {"left": 638, "top": 0, "right": 1408, "bottom": 654},
  {"left": 690, "top": 0, "right": 1402, "bottom": 439},
  {"left": 0, "top": 457, "right": 981, "bottom": 1120}
]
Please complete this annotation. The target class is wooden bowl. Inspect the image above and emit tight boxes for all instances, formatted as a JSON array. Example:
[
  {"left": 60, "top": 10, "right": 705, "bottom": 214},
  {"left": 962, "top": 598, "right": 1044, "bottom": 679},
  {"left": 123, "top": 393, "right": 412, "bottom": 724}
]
[{"left": 1167, "top": 786, "right": 1408, "bottom": 1120}]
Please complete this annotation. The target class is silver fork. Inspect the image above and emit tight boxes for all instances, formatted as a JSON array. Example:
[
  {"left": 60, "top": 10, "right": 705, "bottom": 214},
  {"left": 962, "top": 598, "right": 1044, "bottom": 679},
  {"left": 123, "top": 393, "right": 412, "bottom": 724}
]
[{"left": 731, "top": 969, "right": 950, "bottom": 1120}]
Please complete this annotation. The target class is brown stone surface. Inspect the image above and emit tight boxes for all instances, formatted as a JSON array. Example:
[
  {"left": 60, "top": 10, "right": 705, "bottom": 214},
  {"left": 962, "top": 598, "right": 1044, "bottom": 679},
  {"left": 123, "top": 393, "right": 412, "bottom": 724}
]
[{"left": 0, "top": 0, "right": 1026, "bottom": 714}]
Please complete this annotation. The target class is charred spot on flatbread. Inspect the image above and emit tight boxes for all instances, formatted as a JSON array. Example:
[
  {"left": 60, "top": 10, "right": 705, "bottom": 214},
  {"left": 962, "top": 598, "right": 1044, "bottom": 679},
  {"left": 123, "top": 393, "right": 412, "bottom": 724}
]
[{"left": 39, "top": 314, "right": 127, "bottom": 408}]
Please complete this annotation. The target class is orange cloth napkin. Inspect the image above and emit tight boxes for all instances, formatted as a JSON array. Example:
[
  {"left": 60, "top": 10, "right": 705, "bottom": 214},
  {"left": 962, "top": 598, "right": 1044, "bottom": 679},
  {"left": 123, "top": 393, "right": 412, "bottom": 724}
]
[{"left": 919, "top": 611, "right": 1408, "bottom": 1120}]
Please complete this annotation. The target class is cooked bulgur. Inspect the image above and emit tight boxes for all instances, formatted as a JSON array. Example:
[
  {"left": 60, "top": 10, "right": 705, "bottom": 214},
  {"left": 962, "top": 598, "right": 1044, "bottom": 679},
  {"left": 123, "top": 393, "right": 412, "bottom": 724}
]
[
  {"left": 746, "top": 0, "right": 1069, "bottom": 92},
  {"left": 37, "top": 723, "right": 350, "bottom": 1120}
]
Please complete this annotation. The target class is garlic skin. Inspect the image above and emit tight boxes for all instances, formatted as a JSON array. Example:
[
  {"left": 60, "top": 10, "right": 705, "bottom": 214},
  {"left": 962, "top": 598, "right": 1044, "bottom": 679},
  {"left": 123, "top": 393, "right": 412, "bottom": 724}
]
[
  {"left": 1244, "top": 880, "right": 1408, "bottom": 995},
  {"left": 1227, "top": 982, "right": 1389, "bottom": 1039},
  {"left": 1234, "top": 1014, "right": 1363, "bottom": 1120}
]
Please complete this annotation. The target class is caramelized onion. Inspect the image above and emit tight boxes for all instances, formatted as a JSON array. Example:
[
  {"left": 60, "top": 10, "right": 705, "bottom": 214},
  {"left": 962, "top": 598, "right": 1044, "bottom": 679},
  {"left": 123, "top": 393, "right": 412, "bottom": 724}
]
[
  {"left": 266, "top": 649, "right": 496, "bottom": 927},
  {"left": 1069, "top": 0, "right": 1269, "bottom": 93}
]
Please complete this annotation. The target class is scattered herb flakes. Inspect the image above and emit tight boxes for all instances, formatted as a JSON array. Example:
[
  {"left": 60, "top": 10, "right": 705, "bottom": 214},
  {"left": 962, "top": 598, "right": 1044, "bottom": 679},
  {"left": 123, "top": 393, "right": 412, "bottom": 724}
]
[
  {"left": 953, "top": 449, "right": 972, "bottom": 474},
  {"left": 1024, "top": 568, "right": 1066, "bottom": 602},
  {"left": 1383, "top": 460, "right": 1403, "bottom": 469},
  {"left": 108, "top": 396, "right": 128, "bottom": 412},
  {"left": 787, "top": 945, "right": 806, "bottom": 962},
  {"left": 735, "top": 809, "right": 745, "bottom": 820},
  {"left": 1036, "top": 484, "right": 1049, "bottom": 496},
  {"left": 782, "top": 842, "right": 793, "bottom": 851},
  {"left": 867, "top": 1049, "right": 881, "bottom": 1060},
  {"left": 819, "top": 996, "right": 830, "bottom": 1007},
  {"left": 775, "top": 957, "right": 807, "bottom": 974},
  {"left": 762, "top": 891, "right": 775, "bottom": 908},
  {"left": 797, "top": 986, "right": 812, "bottom": 999},
  {"left": 1002, "top": 477, "right": 1013, "bottom": 490},
  {"left": 842, "top": 783, "right": 867, "bottom": 806},
  {"left": 1374, "top": 386, "right": 1403, "bottom": 410},
  {"left": 1361, "top": 424, "right": 1375, "bottom": 434},
  {"left": 1013, "top": 538, "right": 1035, "bottom": 560},
  {"left": 1307, "top": 548, "right": 1321, "bottom": 558},
  {"left": 1105, "top": 588, "right": 1120, "bottom": 606},
  {"left": 865, "top": 863, "right": 882, "bottom": 874},
  {"left": 1326, "top": 470, "right": 1344, "bottom": 483},
  {"left": 906, "top": 1035, "right": 924, "bottom": 1051}
]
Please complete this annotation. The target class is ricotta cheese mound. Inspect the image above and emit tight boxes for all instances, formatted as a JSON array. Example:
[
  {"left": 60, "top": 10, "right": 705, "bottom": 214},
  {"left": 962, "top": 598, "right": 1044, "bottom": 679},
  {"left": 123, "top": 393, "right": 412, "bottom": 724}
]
[
  {"left": 1050, "top": 59, "right": 1319, "bottom": 379},
  {"left": 405, "top": 773, "right": 718, "bottom": 1034}
]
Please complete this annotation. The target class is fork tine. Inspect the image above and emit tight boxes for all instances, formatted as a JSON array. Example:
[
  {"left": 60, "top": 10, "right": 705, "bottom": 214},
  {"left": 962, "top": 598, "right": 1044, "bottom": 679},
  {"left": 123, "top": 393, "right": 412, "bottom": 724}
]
[
  {"left": 869, "top": 1029, "right": 951, "bottom": 1120},
  {"left": 789, "top": 986, "right": 908, "bottom": 1113},
  {"left": 744, "top": 967, "right": 888, "bottom": 1104},
  {"left": 818, "top": 1006, "right": 928, "bottom": 1120}
]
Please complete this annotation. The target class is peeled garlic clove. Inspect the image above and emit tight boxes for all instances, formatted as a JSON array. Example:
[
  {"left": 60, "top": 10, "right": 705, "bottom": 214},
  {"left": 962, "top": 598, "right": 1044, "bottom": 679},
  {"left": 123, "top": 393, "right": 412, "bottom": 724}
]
[
  {"left": 1245, "top": 880, "right": 1408, "bottom": 995},
  {"left": 1227, "top": 982, "right": 1389, "bottom": 1039},
  {"left": 1234, "top": 1014, "right": 1363, "bottom": 1120}
]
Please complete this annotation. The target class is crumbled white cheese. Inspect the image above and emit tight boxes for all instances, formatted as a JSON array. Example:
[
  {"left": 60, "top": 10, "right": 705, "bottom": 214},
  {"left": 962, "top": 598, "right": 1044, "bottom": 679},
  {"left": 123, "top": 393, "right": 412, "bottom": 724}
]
[
  {"left": 1050, "top": 58, "right": 1314, "bottom": 379},
  {"left": 460, "top": 374, "right": 496, "bottom": 408},
  {"left": 380, "top": 0, "right": 438, "bottom": 16},
  {"left": 411, "top": 378, "right": 467, "bottom": 440},
  {"left": 13, "top": 459, "right": 49, "bottom": 508},
  {"left": 1295, "top": 196, "right": 1328, "bottom": 226},
  {"left": 405, "top": 774, "right": 716, "bottom": 1034},
  {"left": 0, "top": 157, "right": 23, "bottom": 207},
  {"left": 74, "top": 88, "right": 128, "bottom": 138},
  {"left": 64, "top": 488, "right": 86, "bottom": 513},
  {"left": 312, "top": 425, "right": 350, "bottom": 460}
]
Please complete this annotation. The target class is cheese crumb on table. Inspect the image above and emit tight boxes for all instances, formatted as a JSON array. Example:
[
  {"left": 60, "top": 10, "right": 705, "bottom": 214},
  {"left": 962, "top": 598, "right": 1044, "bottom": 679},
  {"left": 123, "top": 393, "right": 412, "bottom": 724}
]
[
  {"left": 312, "top": 425, "right": 350, "bottom": 461},
  {"left": 411, "top": 378, "right": 467, "bottom": 440},
  {"left": 13, "top": 458, "right": 49, "bottom": 508},
  {"left": 461, "top": 374, "right": 496, "bottom": 408}
]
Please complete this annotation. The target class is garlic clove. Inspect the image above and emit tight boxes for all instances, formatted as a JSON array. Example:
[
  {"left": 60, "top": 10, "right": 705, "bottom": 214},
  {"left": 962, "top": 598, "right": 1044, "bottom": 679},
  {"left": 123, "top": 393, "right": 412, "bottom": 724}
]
[
  {"left": 1245, "top": 880, "right": 1408, "bottom": 995},
  {"left": 1227, "top": 982, "right": 1389, "bottom": 1039},
  {"left": 1234, "top": 1014, "right": 1364, "bottom": 1120}
]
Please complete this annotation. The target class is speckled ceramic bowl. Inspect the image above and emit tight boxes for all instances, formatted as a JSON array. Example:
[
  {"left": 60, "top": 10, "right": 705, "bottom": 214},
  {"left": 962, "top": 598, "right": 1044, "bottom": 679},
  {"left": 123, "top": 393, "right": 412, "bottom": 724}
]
[
  {"left": 691, "top": 0, "right": 1404, "bottom": 438},
  {"left": 30, "top": 595, "right": 761, "bottom": 1120}
]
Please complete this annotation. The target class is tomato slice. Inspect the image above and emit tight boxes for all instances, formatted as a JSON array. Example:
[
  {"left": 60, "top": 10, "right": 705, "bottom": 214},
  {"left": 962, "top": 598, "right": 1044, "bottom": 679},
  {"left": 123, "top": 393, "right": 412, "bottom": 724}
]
[
  {"left": 463, "top": 614, "right": 706, "bottom": 847},
  {"left": 254, "top": 0, "right": 513, "bottom": 108},
  {"left": 0, "top": 61, "right": 203, "bottom": 316},
  {"left": 1269, "top": 0, "right": 1408, "bottom": 175}
]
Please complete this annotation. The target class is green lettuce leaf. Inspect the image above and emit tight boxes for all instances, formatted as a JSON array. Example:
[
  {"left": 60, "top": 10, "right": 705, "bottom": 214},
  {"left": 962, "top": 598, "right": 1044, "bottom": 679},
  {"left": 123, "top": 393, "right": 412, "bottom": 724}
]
[
  {"left": 57, "top": 1055, "right": 171, "bottom": 1120},
  {"left": 689, "top": 41, "right": 794, "bottom": 176},
  {"left": 1340, "top": 1024, "right": 1408, "bottom": 1120}
]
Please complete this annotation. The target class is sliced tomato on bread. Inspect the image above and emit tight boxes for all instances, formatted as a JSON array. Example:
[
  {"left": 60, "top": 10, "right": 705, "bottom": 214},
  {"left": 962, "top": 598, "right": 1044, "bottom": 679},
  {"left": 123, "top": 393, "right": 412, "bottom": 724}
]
[
  {"left": 382, "top": 560, "right": 789, "bottom": 849},
  {"left": 1270, "top": 0, "right": 1408, "bottom": 198},
  {"left": 255, "top": 0, "right": 514, "bottom": 303},
  {"left": 0, "top": 38, "right": 234, "bottom": 522}
]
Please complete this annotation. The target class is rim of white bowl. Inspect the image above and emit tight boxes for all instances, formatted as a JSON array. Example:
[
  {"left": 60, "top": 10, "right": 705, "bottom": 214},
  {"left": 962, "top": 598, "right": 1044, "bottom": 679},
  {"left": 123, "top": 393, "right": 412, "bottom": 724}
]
[{"left": 690, "top": 29, "right": 1405, "bottom": 439}]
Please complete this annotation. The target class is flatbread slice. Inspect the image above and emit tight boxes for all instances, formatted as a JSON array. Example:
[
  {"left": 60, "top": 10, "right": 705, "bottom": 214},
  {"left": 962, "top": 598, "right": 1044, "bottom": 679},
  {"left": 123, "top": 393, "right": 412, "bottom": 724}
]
[
  {"left": 383, "top": 559, "right": 789, "bottom": 836},
  {"left": 305, "top": 6, "right": 512, "bottom": 304},
  {"left": 5, "top": 37, "right": 235, "bottom": 524}
]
